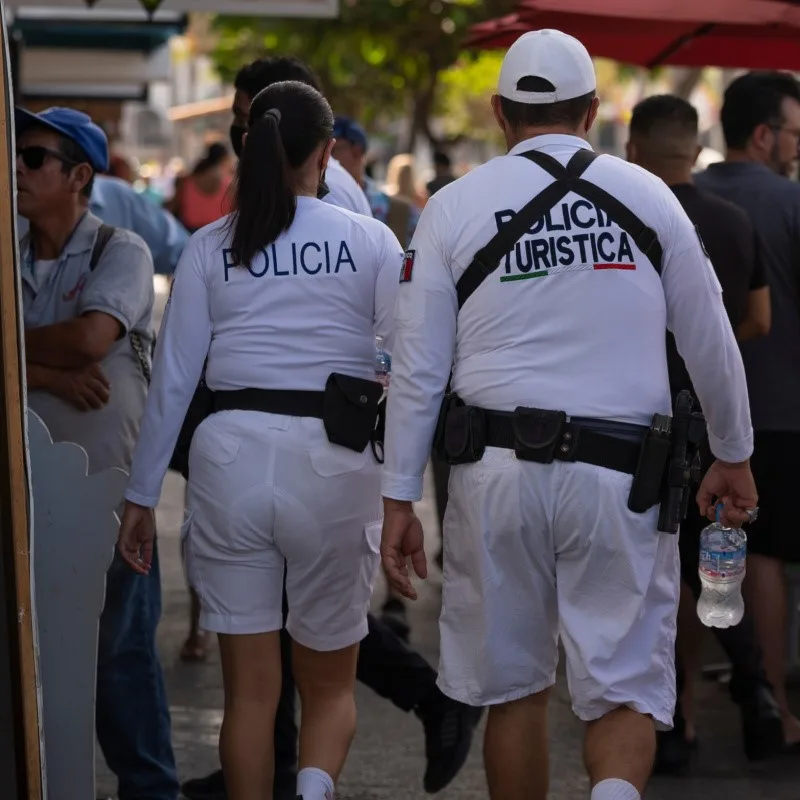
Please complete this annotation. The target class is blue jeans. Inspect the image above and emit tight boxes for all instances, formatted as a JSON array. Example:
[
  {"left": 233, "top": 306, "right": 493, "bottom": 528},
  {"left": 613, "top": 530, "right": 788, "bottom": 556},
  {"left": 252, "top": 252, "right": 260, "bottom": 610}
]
[{"left": 96, "top": 540, "right": 179, "bottom": 800}]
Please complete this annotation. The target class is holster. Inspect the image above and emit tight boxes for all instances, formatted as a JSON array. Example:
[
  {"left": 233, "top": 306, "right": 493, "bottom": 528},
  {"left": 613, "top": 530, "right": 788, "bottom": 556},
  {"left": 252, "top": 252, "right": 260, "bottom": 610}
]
[
  {"left": 323, "top": 372, "right": 384, "bottom": 453},
  {"left": 627, "top": 413, "right": 673, "bottom": 514},
  {"left": 436, "top": 394, "right": 487, "bottom": 465}
]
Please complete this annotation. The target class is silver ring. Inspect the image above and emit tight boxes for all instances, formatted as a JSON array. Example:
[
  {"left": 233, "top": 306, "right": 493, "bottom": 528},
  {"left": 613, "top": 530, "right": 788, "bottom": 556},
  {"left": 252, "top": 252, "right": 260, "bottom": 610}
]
[{"left": 745, "top": 507, "right": 759, "bottom": 523}]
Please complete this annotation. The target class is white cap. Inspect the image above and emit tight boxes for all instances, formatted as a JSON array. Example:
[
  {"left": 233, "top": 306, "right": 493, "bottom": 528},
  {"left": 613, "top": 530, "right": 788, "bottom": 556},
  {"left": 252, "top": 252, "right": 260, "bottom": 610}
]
[{"left": 498, "top": 29, "right": 596, "bottom": 105}]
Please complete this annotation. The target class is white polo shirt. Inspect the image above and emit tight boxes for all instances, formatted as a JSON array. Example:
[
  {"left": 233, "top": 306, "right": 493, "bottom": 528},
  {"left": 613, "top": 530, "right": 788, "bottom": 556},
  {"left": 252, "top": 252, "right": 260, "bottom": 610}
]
[
  {"left": 325, "top": 157, "right": 373, "bottom": 217},
  {"left": 126, "top": 196, "right": 402, "bottom": 507},
  {"left": 382, "top": 134, "right": 753, "bottom": 502}
]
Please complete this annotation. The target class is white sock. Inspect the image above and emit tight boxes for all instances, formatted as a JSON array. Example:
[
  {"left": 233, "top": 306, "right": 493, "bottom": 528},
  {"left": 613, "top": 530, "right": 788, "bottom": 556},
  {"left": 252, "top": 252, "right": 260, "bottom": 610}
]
[
  {"left": 591, "top": 778, "right": 640, "bottom": 800},
  {"left": 296, "top": 767, "right": 335, "bottom": 800}
]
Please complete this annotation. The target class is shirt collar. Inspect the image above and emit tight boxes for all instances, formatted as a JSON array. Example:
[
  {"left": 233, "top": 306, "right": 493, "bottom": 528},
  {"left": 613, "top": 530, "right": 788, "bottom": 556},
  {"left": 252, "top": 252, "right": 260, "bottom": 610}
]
[
  {"left": 21, "top": 210, "right": 103, "bottom": 265},
  {"left": 703, "top": 160, "right": 774, "bottom": 178},
  {"left": 507, "top": 133, "right": 593, "bottom": 157}
]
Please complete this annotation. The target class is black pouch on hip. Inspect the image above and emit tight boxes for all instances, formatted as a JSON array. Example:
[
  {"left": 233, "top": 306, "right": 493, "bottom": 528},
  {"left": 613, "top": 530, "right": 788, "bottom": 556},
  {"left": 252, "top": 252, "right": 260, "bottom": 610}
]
[
  {"left": 169, "top": 370, "right": 215, "bottom": 480},
  {"left": 627, "top": 413, "right": 672, "bottom": 513},
  {"left": 323, "top": 373, "right": 384, "bottom": 453},
  {"left": 513, "top": 407, "right": 567, "bottom": 463},
  {"left": 443, "top": 403, "right": 486, "bottom": 465}
]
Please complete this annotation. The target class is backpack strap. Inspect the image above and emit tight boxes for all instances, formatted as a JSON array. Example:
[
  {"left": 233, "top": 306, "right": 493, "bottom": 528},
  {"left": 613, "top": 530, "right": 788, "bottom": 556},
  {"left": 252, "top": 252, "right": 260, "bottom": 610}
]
[
  {"left": 88, "top": 223, "right": 153, "bottom": 384},
  {"left": 89, "top": 224, "right": 117, "bottom": 271},
  {"left": 455, "top": 149, "right": 663, "bottom": 310}
]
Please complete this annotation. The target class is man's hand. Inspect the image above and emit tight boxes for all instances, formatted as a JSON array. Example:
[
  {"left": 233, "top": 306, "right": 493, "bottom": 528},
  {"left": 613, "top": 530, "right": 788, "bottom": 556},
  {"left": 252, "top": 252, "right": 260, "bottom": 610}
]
[
  {"left": 380, "top": 498, "right": 427, "bottom": 600},
  {"left": 117, "top": 501, "right": 156, "bottom": 575},
  {"left": 697, "top": 459, "right": 758, "bottom": 528},
  {"left": 48, "top": 364, "right": 111, "bottom": 411}
]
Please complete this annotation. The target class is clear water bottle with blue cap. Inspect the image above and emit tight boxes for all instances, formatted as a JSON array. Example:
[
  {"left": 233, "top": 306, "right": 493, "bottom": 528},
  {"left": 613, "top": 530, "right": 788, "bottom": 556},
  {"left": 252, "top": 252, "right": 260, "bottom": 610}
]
[
  {"left": 697, "top": 503, "right": 747, "bottom": 628},
  {"left": 375, "top": 335, "right": 391, "bottom": 388}
]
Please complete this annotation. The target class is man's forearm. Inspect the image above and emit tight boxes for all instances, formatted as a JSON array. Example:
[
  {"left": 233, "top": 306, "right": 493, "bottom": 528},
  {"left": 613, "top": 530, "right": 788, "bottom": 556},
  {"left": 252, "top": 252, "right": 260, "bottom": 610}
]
[
  {"left": 26, "top": 319, "right": 101, "bottom": 369},
  {"left": 26, "top": 363, "right": 58, "bottom": 391}
]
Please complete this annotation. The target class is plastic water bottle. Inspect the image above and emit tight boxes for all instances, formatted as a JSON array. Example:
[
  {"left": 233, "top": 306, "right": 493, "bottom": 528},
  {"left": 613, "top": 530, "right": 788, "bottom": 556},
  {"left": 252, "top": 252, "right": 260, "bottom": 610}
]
[
  {"left": 375, "top": 335, "right": 391, "bottom": 388},
  {"left": 697, "top": 505, "right": 747, "bottom": 629}
]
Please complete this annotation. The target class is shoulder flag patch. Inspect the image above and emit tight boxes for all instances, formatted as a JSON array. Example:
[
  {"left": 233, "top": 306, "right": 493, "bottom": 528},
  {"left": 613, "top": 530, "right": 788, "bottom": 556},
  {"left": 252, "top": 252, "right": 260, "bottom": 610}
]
[{"left": 400, "top": 249, "right": 415, "bottom": 283}]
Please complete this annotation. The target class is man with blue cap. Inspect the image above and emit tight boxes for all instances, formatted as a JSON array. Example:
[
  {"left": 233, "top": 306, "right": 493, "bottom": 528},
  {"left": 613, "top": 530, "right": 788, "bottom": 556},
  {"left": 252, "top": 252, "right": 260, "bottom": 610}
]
[{"left": 16, "top": 106, "right": 179, "bottom": 800}]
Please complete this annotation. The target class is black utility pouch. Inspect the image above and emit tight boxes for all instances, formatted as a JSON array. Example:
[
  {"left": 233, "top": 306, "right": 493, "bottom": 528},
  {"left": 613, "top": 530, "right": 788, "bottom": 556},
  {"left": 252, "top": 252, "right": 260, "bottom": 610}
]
[
  {"left": 323, "top": 372, "right": 384, "bottom": 453},
  {"left": 169, "top": 371, "right": 215, "bottom": 480},
  {"left": 513, "top": 407, "right": 567, "bottom": 463},
  {"left": 627, "top": 413, "right": 672, "bottom": 513},
  {"left": 371, "top": 398, "right": 387, "bottom": 464},
  {"left": 434, "top": 393, "right": 461, "bottom": 459},
  {"left": 443, "top": 404, "right": 486, "bottom": 465}
]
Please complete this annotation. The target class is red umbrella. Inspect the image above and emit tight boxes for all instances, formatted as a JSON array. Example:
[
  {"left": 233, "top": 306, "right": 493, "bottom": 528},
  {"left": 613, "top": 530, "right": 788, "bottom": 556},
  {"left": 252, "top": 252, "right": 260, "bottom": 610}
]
[{"left": 466, "top": 0, "right": 800, "bottom": 69}]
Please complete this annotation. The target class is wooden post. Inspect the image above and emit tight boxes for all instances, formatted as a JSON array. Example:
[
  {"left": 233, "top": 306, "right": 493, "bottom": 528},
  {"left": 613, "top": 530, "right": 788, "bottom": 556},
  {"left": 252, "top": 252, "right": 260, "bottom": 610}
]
[{"left": 0, "top": 2, "right": 44, "bottom": 798}]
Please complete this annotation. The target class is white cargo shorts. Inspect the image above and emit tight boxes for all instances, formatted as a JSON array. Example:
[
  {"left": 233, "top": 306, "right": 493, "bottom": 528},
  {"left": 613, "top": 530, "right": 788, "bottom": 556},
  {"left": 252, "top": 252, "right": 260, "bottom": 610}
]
[
  {"left": 437, "top": 447, "right": 680, "bottom": 729},
  {"left": 181, "top": 410, "right": 383, "bottom": 651}
]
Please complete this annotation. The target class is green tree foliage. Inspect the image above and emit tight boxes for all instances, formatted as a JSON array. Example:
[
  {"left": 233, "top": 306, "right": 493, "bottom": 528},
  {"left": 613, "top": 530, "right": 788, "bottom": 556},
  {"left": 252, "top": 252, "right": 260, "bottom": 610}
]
[{"left": 210, "top": 0, "right": 518, "bottom": 149}]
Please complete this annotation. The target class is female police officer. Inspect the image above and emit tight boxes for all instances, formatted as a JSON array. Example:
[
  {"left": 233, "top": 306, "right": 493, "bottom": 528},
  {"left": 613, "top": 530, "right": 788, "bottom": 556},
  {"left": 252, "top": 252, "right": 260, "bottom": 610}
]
[{"left": 117, "top": 80, "right": 402, "bottom": 800}]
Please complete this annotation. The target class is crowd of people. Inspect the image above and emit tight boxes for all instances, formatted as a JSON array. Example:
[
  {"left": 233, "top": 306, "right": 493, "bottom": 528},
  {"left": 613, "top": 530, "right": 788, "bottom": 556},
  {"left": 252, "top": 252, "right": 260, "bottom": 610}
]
[{"left": 13, "top": 26, "right": 800, "bottom": 800}]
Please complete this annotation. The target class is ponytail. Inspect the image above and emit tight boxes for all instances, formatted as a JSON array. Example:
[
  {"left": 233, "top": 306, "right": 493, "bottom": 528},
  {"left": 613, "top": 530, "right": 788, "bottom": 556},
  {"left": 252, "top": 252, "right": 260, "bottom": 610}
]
[
  {"left": 229, "top": 109, "right": 295, "bottom": 267},
  {"left": 225, "top": 81, "right": 334, "bottom": 268}
]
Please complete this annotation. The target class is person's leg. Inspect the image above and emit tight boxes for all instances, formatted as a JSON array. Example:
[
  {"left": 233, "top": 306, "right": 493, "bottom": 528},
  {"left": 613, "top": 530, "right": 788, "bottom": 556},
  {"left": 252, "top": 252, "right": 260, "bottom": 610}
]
[
  {"left": 218, "top": 632, "right": 283, "bottom": 800},
  {"left": 585, "top": 708, "right": 655, "bottom": 799},
  {"left": 180, "top": 588, "right": 209, "bottom": 662},
  {"left": 96, "top": 541, "right": 179, "bottom": 800},
  {"left": 556, "top": 463, "right": 679, "bottom": 800},
  {"left": 439, "top": 455, "right": 558, "bottom": 799},
  {"left": 741, "top": 431, "right": 800, "bottom": 748},
  {"left": 292, "top": 641, "right": 359, "bottom": 799},
  {"left": 675, "top": 581, "right": 703, "bottom": 741},
  {"left": 274, "top": 582, "right": 299, "bottom": 795},
  {"left": 431, "top": 453, "right": 451, "bottom": 571},
  {"left": 746, "top": 553, "right": 800, "bottom": 744},
  {"left": 484, "top": 691, "right": 549, "bottom": 800}
]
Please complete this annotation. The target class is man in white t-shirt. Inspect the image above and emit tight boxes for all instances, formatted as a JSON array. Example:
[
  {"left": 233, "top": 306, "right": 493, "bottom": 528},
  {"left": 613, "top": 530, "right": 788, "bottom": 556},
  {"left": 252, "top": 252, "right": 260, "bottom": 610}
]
[{"left": 381, "top": 29, "right": 759, "bottom": 800}]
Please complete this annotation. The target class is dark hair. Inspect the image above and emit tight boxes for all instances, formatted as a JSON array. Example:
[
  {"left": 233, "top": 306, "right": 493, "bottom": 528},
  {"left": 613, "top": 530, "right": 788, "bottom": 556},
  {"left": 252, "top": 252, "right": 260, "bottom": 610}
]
[
  {"left": 721, "top": 71, "right": 800, "bottom": 150},
  {"left": 58, "top": 134, "right": 94, "bottom": 198},
  {"left": 193, "top": 141, "right": 229, "bottom": 175},
  {"left": 500, "top": 76, "right": 594, "bottom": 129},
  {"left": 229, "top": 80, "right": 333, "bottom": 267},
  {"left": 234, "top": 56, "right": 321, "bottom": 100},
  {"left": 630, "top": 95, "right": 698, "bottom": 139},
  {"left": 433, "top": 151, "right": 451, "bottom": 168}
]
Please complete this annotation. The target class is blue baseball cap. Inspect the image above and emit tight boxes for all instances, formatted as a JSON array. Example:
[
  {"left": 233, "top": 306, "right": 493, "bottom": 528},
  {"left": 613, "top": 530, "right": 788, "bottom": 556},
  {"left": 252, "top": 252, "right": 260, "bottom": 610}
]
[
  {"left": 15, "top": 106, "right": 109, "bottom": 173},
  {"left": 333, "top": 116, "right": 368, "bottom": 151}
]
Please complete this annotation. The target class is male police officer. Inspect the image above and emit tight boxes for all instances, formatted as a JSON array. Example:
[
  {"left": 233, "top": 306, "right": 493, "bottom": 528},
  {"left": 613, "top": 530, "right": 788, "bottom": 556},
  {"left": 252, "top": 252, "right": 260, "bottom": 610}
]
[{"left": 381, "top": 30, "right": 758, "bottom": 800}]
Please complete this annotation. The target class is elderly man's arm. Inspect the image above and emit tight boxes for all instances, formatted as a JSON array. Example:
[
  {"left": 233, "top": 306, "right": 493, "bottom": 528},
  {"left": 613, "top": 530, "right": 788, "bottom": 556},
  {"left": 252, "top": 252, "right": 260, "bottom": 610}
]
[
  {"left": 28, "top": 231, "right": 154, "bottom": 371},
  {"left": 25, "top": 313, "right": 123, "bottom": 369}
]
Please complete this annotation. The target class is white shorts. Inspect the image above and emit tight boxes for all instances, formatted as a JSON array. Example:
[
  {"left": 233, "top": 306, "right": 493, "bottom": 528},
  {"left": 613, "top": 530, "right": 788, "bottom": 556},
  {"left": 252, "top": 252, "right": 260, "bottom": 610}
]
[
  {"left": 181, "top": 410, "right": 383, "bottom": 651},
  {"left": 437, "top": 448, "right": 680, "bottom": 729}
]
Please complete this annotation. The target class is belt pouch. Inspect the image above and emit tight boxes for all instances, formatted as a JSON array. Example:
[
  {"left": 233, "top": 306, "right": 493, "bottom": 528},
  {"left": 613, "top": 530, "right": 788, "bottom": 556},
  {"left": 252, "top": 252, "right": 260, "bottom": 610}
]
[
  {"left": 627, "top": 420, "right": 672, "bottom": 513},
  {"left": 444, "top": 404, "right": 486, "bottom": 465},
  {"left": 513, "top": 408, "right": 566, "bottom": 463},
  {"left": 323, "top": 372, "right": 383, "bottom": 452}
]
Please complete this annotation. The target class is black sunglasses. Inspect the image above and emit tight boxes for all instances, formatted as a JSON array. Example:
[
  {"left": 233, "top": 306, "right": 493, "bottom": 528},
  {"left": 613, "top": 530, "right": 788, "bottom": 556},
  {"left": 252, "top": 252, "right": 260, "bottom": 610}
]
[{"left": 17, "top": 145, "right": 80, "bottom": 171}]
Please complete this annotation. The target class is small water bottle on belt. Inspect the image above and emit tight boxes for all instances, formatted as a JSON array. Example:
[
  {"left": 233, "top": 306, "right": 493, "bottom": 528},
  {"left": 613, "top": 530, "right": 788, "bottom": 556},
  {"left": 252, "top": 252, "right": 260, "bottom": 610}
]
[
  {"left": 375, "top": 335, "right": 391, "bottom": 389},
  {"left": 697, "top": 503, "right": 747, "bottom": 629}
]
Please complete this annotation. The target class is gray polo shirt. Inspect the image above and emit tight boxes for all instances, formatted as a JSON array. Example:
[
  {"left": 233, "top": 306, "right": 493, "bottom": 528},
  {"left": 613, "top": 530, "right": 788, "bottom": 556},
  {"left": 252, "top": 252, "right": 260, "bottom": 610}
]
[
  {"left": 22, "top": 212, "right": 155, "bottom": 474},
  {"left": 696, "top": 162, "right": 800, "bottom": 432}
]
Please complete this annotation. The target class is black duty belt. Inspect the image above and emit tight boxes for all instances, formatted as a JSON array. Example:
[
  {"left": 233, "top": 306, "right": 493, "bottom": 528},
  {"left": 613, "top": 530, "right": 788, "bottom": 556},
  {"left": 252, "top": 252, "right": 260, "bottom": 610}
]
[
  {"left": 483, "top": 409, "right": 647, "bottom": 475},
  {"left": 213, "top": 388, "right": 324, "bottom": 418}
]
